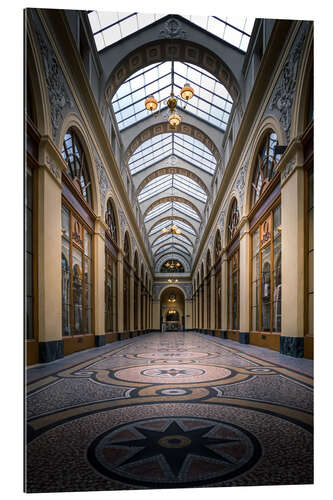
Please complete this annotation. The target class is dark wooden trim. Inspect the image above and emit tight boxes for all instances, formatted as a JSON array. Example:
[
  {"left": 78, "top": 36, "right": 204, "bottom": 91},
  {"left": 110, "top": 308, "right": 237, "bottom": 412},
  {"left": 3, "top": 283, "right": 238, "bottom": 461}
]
[
  {"left": 62, "top": 176, "right": 95, "bottom": 230},
  {"left": 249, "top": 181, "right": 280, "bottom": 230}
]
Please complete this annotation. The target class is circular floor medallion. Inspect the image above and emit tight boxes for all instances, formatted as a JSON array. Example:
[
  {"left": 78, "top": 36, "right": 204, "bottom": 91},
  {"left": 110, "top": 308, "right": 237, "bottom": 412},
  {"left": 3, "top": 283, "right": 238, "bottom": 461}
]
[
  {"left": 113, "top": 364, "right": 232, "bottom": 385},
  {"left": 88, "top": 416, "right": 261, "bottom": 488}
]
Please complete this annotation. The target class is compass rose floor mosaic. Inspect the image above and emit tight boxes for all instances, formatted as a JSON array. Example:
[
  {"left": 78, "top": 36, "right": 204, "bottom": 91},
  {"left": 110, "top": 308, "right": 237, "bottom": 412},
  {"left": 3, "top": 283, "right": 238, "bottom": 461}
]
[{"left": 25, "top": 332, "right": 313, "bottom": 492}]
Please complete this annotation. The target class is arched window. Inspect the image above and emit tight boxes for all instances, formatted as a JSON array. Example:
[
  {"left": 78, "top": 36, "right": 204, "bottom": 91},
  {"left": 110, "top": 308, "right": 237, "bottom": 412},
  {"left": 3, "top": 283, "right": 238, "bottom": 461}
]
[
  {"left": 251, "top": 131, "right": 281, "bottom": 208},
  {"left": 228, "top": 198, "right": 239, "bottom": 242},
  {"left": 62, "top": 128, "right": 92, "bottom": 206},
  {"left": 105, "top": 199, "right": 117, "bottom": 242}
]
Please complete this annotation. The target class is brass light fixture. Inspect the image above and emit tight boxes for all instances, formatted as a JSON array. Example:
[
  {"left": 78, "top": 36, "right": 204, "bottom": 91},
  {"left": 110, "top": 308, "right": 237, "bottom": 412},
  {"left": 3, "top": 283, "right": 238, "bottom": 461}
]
[
  {"left": 162, "top": 223, "right": 181, "bottom": 235},
  {"left": 144, "top": 62, "right": 194, "bottom": 129}
]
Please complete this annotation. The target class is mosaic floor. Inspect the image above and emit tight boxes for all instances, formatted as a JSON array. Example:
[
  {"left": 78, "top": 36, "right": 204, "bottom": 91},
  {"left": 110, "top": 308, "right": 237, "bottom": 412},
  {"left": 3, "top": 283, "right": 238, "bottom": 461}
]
[{"left": 25, "top": 332, "right": 313, "bottom": 492}]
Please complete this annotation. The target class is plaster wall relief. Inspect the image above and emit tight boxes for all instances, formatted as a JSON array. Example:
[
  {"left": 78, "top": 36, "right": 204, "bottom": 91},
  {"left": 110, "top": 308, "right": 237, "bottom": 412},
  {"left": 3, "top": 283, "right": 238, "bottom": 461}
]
[
  {"left": 268, "top": 22, "right": 309, "bottom": 144},
  {"left": 281, "top": 158, "right": 297, "bottom": 184},
  {"left": 234, "top": 156, "right": 250, "bottom": 216},
  {"left": 94, "top": 149, "right": 111, "bottom": 217},
  {"left": 45, "top": 154, "right": 61, "bottom": 180},
  {"left": 32, "top": 13, "right": 74, "bottom": 142},
  {"left": 159, "top": 17, "right": 187, "bottom": 39}
]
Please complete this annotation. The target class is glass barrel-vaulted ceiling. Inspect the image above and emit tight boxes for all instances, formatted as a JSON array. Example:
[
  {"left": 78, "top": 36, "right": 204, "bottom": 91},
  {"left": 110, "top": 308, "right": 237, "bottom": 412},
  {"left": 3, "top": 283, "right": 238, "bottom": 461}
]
[
  {"left": 129, "top": 133, "right": 217, "bottom": 175},
  {"left": 88, "top": 12, "right": 254, "bottom": 53},
  {"left": 112, "top": 61, "right": 233, "bottom": 131},
  {"left": 87, "top": 11, "right": 255, "bottom": 270}
]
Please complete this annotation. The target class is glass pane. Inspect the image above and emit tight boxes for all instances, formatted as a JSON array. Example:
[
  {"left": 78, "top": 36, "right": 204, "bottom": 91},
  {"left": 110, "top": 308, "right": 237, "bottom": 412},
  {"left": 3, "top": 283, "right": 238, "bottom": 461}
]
[
  {"left": 252, "top": 228, "right": 259, "bottom": 256},
  {"left": 62, "top": 237, "right": 71, "bottom": 336},
  {"left": 261, "top": 245, "right": 271, "bottom": 331},
  {"left": 61, "top": 205, "right": 70, "bottom": 240},
  {"left": 272, "top": 235, "right": 282, "bottom": 332},
  {"left": 84, "top": 229, "right": 91, "bottom": 257},
  {"left": 72, "top": 247, "right": 83, "bottom": 334},
  {"left": 273, "top": 204, "right": 281, "bottom": 239}
]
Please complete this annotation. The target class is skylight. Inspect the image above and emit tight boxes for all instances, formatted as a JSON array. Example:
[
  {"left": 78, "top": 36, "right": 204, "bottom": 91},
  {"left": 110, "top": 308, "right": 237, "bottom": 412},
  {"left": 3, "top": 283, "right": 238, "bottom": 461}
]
[
  {"left": 145, "top": 200, "right": 201, "bottom": 224},
  {"left": 138, "top": 173, "right": 207, "bottom": 203},
  {"left": 112, "top": 61, "right": 233, "bottom": 132},
  {"left": 129, "top": 133, "right": 216, "bottom": 176},
  {"left": 88, "top": 12, "right": 254, "bottom": 53}
]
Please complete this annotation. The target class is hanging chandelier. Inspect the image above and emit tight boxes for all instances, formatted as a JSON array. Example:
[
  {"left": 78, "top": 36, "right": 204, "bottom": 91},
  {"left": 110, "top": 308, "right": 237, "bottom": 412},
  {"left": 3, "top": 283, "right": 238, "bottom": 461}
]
[
  {"left": 165, "top": 260, "right": 181, "bottom": 270},
  {"left": 144, "top": 62, "right": 194, "bottom": 129},
  {"left": 168, "top": 278, "right": 179, "bottom": 283},
  {"left": 161, "top": 182, "right": 181, "bottom": 235}
]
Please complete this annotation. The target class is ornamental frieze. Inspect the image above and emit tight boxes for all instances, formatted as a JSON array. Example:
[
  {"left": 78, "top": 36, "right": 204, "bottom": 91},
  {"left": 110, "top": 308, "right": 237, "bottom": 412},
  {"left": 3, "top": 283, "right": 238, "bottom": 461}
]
[
  {"left": 281, "top": 158, "right": 296, "bottom": 183},
  {"left": 35, "top": 27, "right": 73, "bottom": 140},
  {"left": 94, "top": 149, "right": 111, "bottom": 216},
  {"left": 269, "top": 22, "right": 309, "bottom": 143}
]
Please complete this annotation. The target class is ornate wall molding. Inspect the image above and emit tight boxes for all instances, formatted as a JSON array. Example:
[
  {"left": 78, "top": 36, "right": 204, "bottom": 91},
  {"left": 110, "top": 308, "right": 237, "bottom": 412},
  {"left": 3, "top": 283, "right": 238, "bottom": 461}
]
[
  {"left": 45, "top": 155, "right": 61, "bottom": 179},
  {"left": 117, "top": 204, "right": 127, "bottom": 235},
  {"left": 269, "top": 22, "right": 308, "bottom": 143},
  {"left": 35, "top": 27, "right": 73, "bottom": 140},
  {"left": 159, "top": 17, "right": 186, "bottom": 39},
  {"left": 234, "top": 159, "right": 249, "bottom": 215},
  {"left": 281, "top": 158, "right": 296, "bottom": 183},
  {"left": 94, "top": 150, "right": 111, "bottom": 216}
]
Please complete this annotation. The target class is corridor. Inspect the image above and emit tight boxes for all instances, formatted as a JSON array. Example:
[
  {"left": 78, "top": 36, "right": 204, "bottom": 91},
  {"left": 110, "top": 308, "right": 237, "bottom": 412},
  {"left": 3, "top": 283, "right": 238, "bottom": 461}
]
[{"left": 26, "top": 331, "right": 313, "bottom": 492}]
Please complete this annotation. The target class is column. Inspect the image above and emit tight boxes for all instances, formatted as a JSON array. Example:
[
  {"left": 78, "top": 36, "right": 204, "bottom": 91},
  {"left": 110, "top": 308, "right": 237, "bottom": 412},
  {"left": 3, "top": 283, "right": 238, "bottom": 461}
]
[
  {"left": 203, "top": 279, "right": 208, "bottom": 330},
  {"left": 153, "top": 300, "right": 160, "bottom": 330},
  {"left": 280, "top": 155, "right": 305, "bottom": 357},
  {"left": 37, "top": 149, "right": 63, "bottom": 362},
  {"left": 221, "top": 251, "right": 228, "bottom": 338},
  {"left": 93, "top": 218, "right": 106, "bottom": 346},
  {"left": 129, "top": 269, "right": 135, "bottom": 335},
  {"left": 137, "top": 281, "right": 141, "bottom": 334},
  {"left": 239, "top": 221, "right": 250, "bottom": 344},
  {"left": 185, "top": 299, "right": 192, "bottom": 331},
  {"left": 210, "top": 271, "right": 216, "bottom": 333}
]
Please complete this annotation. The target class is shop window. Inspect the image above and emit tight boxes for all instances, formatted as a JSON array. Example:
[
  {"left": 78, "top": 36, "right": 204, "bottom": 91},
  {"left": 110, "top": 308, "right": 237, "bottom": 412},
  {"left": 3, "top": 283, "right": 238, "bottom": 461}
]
[
  {"left": 62, "top": 128, "right": 92, "bottom": 206},
  {"left": 251, "top": 131, "right": 281, "bottom": 208},
  {"left": 105, "top": 248, "right": 117, "bottom": 332},
  {"left": 228, "top": 249, "right": 239, "bottom": 330},
  {"left": 61, "top": 204, "right": 93, "bottom": 336},
  {"left": 251, "top": 204, "right": 281, "bottom": 332}
]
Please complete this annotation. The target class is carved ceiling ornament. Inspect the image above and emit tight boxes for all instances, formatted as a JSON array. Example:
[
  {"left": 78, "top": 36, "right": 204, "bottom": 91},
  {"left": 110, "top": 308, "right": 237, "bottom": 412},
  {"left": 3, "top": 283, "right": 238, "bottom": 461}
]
[
  {"left": 35, "top": 29, "right": 73, "bottom": 139},
  {"left": 269, "top": 22, "right": 308, "bottom": 143},
  {"left": 159, "top": 17, "right": 186, "bottom": 39}
]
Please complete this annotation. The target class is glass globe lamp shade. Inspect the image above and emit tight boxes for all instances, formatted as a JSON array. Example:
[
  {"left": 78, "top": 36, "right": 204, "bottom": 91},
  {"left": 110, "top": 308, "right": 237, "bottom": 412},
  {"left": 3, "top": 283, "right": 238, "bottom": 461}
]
[
  {"left": 145, "top": 95, "right": 158, "bottom": 112},
  {"left": 168, "top": 113, "right": 181, "bottom": 128},
  {"left": 180, "top": 83, "right": 194, "bottom": 100},
  {"left": 162, "top": 227, "right": 168, "bottom": 233}
]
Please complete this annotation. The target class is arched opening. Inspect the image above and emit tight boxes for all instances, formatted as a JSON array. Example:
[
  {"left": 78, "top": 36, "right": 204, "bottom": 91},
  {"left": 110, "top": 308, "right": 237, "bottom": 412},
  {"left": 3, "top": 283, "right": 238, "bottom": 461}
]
[{"left": 160, "top": 287, "right": 185, "bottom": 332}]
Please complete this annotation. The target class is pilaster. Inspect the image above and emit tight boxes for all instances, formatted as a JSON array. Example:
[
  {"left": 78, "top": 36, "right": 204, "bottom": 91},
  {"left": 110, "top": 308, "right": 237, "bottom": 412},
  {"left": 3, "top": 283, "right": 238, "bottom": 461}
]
[{"left": 117, "top": 251, "right": 124, "bottom": 332}]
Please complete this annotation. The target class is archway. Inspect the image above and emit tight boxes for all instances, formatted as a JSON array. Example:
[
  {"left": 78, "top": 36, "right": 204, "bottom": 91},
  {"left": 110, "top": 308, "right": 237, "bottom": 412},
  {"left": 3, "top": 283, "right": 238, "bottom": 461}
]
[{"left": 160, "top": 286, "right": 185, "bottom": 332}]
